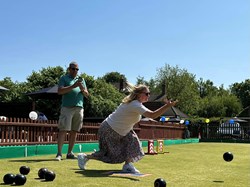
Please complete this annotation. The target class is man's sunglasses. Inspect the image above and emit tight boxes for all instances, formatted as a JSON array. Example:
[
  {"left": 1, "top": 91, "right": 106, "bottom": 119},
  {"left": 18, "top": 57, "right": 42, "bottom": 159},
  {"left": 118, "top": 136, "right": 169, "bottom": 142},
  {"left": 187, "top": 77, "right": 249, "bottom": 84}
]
[{"left": 71, "top": 68, "right": 79, "bottom": 71}]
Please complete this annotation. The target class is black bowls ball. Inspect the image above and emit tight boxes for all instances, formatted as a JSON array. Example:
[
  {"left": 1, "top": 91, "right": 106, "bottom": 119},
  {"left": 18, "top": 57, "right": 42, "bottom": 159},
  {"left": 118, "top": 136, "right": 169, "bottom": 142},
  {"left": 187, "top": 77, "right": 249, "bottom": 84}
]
[
  {"left": 44, "top": 170, "right": 56, "bottom": 181},
  {"left": 14, "top": 174, "right": 27, "bottom": 185},
  {"left": 3, "top": 173, "right": 16, "bottom": 184},
  {"left": 19, "top": 166, "right": 30, "bottom": 175},
  {"left": 38, "top": 168, "right": 48, "bottom": 179},
  {"left": 154, "top": 178, "right": 167, "bottom": 187},
  {"left": 223, "top": 152, "right": 234, "bottom": 162}
]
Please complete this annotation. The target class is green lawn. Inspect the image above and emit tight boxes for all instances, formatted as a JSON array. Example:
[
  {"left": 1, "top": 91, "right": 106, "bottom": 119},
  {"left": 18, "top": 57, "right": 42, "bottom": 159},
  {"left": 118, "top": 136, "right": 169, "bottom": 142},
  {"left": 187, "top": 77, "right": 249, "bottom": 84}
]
[{"left": 1, "top": 143, "right": 249, "bottom": 187}]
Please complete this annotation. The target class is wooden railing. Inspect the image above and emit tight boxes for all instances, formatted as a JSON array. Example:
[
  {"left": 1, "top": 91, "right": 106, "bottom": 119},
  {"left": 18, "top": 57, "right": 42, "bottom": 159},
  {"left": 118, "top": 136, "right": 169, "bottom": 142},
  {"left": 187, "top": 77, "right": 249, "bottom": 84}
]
[
  {"left": 135, "top": 120, "right": 185, "bottom": 140},
  {"left": 0, "top": 118, "right": 59, "bottom": 145},
  {"left": 0, "top": 118, "right": 185, "bottom": 146}
]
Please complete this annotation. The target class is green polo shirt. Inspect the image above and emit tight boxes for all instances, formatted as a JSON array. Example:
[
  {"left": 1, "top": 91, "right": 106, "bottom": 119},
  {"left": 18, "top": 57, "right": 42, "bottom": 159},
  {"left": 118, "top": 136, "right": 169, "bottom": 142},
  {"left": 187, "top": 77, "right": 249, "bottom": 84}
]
[{"left": 58, "top": 74, "right": 87, "bottom": 107}]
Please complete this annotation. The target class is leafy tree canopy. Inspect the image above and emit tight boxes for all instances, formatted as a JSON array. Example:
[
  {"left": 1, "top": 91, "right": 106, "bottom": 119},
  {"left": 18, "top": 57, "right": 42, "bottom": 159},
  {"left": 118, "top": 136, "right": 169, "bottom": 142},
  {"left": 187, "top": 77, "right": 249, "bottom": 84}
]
[
  {"left": 0, "top": 64, "right": 246, "bottom": 119},
  {"left": 84, "top": 78, "right": 125, "bottom": 118},
  {"left": 231, "top": 79, "right": 250, "bottom": 108},
  {"left": 154, "top": 64, "right": 200, "bottom": 115},
  {"left": 102, "top": 72, "right": 126, "bottom": 83},
  {"left": 26, "top": 66, "right": 65, "bottom": 91}
]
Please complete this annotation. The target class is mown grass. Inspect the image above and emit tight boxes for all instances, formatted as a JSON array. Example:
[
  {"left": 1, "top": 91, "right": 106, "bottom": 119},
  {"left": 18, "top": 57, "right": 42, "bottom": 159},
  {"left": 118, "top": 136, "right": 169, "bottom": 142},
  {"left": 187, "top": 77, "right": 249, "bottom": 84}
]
[{"left": 0, "top": 143, "right": 249, "bottom": 187}]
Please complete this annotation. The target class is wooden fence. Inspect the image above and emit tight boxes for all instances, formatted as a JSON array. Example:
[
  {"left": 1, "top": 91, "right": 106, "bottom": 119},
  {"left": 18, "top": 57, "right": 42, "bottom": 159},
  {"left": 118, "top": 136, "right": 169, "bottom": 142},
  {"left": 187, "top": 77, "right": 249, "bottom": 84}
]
[{"left": 0, "top": 117, "right": 186, "bottom": 146}]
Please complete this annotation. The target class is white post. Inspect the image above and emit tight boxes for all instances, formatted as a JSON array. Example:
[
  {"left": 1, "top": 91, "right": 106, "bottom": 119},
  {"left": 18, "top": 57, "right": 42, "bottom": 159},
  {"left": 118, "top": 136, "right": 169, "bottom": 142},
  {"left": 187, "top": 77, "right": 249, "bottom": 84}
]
[
  {"left": 24, "top": 145, "right": 28, "bottom": 157},
  {"left": 79, "top": 144, "right": 82, "bottom": 152}
]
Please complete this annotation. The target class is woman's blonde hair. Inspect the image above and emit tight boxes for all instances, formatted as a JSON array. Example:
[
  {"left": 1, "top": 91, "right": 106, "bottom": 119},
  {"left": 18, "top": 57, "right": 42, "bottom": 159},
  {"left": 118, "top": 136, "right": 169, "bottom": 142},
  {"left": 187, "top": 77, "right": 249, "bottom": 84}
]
[{"left": 122, "top": 82, "right": 148, "bottom": 103}]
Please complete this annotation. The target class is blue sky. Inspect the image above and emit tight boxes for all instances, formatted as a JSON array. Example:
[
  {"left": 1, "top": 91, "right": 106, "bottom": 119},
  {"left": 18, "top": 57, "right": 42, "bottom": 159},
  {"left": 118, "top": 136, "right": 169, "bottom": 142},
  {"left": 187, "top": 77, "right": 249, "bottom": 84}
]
[{"left": 0, "top": 0, "right": 249, "bottom": 89}]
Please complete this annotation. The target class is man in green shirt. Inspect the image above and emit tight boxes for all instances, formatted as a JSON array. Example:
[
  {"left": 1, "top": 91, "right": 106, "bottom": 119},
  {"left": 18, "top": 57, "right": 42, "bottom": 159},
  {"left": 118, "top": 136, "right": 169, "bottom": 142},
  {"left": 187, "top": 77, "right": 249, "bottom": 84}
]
[{"left": 55, "top": 62, "right": 89, "bottom": 161}]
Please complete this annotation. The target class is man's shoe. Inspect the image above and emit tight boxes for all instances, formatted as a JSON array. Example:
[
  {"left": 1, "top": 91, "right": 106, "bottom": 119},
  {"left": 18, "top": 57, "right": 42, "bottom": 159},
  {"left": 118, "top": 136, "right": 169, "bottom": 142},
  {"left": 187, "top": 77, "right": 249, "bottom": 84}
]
[
  {"left": 66, "top": 152, "right": 77, "bottom": 159},
  {"left": 122, "top": 163, "right": 140, "bottom": 174},
  {"left": 55, "top": 154, "right": 62, "bottom": 161},
  {"left": 78, "top": 153, "right": 89, "bottom": 170}
]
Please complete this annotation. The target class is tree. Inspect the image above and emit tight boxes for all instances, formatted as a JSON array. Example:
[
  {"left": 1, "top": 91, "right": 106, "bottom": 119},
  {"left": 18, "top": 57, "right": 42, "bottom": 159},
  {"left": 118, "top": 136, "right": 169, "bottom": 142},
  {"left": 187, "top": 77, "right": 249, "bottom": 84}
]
[
  {"left": 197, "top": 94, "right": 242, "bottom": 117},
  {"left": 136, "top": 76, "right": 146, "bottom": 85},
  {"left": 101, "top": 72, "right": 127, "bottom": 91},
  {"left": 154, "top": 64, "right": 200, "bottom": 115},
  {"left": 231, "top": 79, "right": 250, "bottom": 108},
  {"left": 24, "top": 66, "right": 66, "bottom": 119},
  {"left": 1, "top": 64, "right": 246, "bottom": 119},
  {"left": 195, "top": 79, "right": 242, "bottom": 117},
  {"left": 102, "top": 72, "right": 126, "bottom": 83},
  {"left": 222, "top": 94, "right": 242, "bottom": 117},
  {"left": 197, "top": 78, "right": 218, "bottom": 98},
  {"left": 26, "top": 66, "right": 65, "bottom": 91},
  {"left": 0, "top": 77, "right": 29, "bottom": 102},
  {"left": 0, "top": 77, "right": 33, "bottom": 118},
  {"left": 136, "top": 76, "right": 158, "bottom": 93},
  {"left": 84, "top": 78, "right": 125, "bottom": 117},
  {"left": 1, "top": 67, "right": 126, "bottom": 119}
]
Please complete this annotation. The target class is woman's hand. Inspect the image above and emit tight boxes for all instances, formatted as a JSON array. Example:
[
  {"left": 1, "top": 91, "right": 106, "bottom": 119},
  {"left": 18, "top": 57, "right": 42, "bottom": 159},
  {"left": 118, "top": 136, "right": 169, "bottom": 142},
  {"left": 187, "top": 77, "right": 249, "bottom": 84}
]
[{"left": 162, "top": 98, "right": 178, "bottom": 107}]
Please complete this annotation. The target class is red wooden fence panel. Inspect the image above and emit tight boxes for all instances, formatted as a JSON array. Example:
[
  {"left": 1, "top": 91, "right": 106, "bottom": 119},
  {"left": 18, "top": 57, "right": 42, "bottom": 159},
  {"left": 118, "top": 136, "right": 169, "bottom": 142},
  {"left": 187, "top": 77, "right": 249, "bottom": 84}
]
[{"left": 0, "top": 117, "right": 185, "bottom": 146}]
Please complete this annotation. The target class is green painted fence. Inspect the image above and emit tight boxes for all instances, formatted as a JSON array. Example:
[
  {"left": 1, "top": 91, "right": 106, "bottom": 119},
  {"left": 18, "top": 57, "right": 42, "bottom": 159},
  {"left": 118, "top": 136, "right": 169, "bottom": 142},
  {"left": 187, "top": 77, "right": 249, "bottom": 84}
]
[{"left": 0, "top": 138, "right": 199, "bottom": 159}]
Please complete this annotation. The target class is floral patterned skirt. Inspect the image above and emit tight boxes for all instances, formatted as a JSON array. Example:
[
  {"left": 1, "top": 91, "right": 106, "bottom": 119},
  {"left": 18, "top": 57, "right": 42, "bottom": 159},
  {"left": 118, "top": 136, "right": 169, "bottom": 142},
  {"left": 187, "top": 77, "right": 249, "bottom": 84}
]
[{"left": 92, "top": 121, "right": 144, "bottom": 164}]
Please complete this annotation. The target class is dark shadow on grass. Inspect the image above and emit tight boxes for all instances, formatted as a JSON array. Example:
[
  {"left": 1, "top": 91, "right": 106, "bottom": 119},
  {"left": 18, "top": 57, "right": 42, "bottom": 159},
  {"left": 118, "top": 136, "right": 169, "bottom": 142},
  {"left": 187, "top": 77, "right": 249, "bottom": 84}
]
[
  {"left": 75, "top": 169, "right": 140, "bottom": 181},
  {"left": 213, "top": 180, "right": 224, "bottom": 183},
  {"left": 0, "top": 182, "right": 8, "bottom": 185},
  {"left": 34, "top": 178, "right": 55, "bottom": 182},
  {"left": 40, "top": 180, "right": 55, "bottom": 182},
  {"left": 8, "top": 159, "right": 57, "bottom": 163}
]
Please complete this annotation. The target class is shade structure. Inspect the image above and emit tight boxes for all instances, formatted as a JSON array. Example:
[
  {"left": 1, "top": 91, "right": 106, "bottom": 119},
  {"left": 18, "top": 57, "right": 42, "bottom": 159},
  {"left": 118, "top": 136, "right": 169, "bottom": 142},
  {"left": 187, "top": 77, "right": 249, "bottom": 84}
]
[
  {"left": 26, "top": 85, "right": 59, "bottom": 99},
  {"left": 0, "top": 86, "right": 9, "bottom": 91},
  {"left": 226, "top": 117, "right": 248, "bottom": 123},
  {"left": 25, "top": 85, "right": 60, "bottom": 110}
]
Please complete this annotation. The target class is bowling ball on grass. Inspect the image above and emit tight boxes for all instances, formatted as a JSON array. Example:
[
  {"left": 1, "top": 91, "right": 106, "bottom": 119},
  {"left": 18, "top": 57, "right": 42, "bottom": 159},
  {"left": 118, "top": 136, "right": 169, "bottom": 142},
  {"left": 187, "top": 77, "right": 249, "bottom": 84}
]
[
  {"left": 14, "top": 174, "right": 27, "bottom": 185},
  {"left": 44, "top": 170, "right": 56, "bottom": 181},
  {"left": 154, "top": 178, "right": 167, "bottom": 187},
  {"left": 3, "top": 173, "right": 16, "bottom": 184},
  {"left": 38, "top": 168, "right": 48, "bottom": 179},
  {"left": 223, "top": 152, "right": 233, "bottom": 162},
  {"left": 19, "top": 166, "right": 30, "bottom": 175}
]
